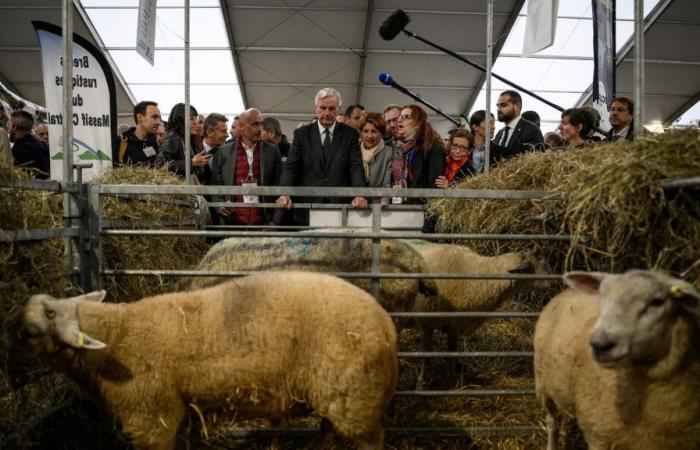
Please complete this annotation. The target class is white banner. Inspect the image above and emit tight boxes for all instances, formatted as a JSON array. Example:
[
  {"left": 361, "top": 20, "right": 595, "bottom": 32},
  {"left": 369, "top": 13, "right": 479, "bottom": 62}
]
[
  {"left": 34, "top": 22, "right": 116, "bottom": 181},
  {"left": 522, "top": 0, "right": 559, "bottom": 58},
  {"left": 136, "top": 0, "right": 158, "bottom": 65}
]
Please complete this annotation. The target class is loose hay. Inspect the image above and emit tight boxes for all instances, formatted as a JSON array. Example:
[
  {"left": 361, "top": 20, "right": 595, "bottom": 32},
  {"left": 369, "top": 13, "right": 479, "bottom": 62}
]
[
  {"left": 429, "top": 129, "right": 700, "bottom": 287},
  {"left": 92, "top": 166, "right": 209, "bottom": 302}
]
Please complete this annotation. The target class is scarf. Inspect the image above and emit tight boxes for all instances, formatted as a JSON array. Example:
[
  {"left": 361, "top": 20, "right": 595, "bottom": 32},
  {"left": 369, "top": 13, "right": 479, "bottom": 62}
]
[
  {"left": 444, "top": 156, "right": 469, "bottom": 182},
  {"left": 361, "top": 142, "right": 384, "bottom": 179},
  {"left": 391, "top": 140, "right": 417, "bottom": 186}
]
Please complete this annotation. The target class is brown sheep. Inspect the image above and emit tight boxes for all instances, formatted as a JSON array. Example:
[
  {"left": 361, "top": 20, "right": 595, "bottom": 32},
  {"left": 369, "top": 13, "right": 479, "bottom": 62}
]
[
  {"left": 9, "top": 272, "right": 398, "bottom": 450},
  {"left": 534, "top": 270, "right": 700, "bottom": 450},
  {"left": 406, "top": 240, "right": 536, "bottom": 351}
]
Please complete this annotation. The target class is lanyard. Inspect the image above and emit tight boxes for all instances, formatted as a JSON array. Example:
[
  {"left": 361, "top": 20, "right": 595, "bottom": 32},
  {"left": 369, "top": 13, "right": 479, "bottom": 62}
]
[{"left": 403, "top": 147, "right": 416, "bottom": 182}]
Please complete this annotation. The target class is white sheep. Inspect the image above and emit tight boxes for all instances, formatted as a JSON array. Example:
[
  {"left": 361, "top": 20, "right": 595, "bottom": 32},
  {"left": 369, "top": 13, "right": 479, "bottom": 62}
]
[
  {"left": 188, "top": 233, "right": 438, "bottom": 313},
  {"left": 534, "top": 270, "right": 700, "bottom": 450},
  {"left": 406, "top": 240, "right": 536, "bottom": 351},
  {"left": 10, "top": 272, "right": 398, "bottom": 450}
]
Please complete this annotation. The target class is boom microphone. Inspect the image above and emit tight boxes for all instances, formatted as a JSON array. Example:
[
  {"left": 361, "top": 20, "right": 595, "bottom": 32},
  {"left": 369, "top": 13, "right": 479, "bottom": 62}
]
[
  {"left": 378, "top": 73, "right": 459, "bottom": 126},
  {"left": 379, "top": 9, "right": 410, "bottom": 41}
]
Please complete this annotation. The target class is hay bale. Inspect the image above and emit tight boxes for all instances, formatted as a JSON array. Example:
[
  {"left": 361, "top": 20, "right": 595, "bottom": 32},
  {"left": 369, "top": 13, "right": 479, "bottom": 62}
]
[
  {"left": 429, "top": 129, "right": 700, "bottom": 286},
  {"left": 92, "top": 166, "right": 209, "bottom": 302}
]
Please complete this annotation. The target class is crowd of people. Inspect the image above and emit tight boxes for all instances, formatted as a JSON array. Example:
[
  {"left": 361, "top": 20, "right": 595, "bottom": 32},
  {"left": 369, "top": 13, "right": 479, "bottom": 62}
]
[{"left": 1, "top": 87, "right": 640, "bottom": 229}]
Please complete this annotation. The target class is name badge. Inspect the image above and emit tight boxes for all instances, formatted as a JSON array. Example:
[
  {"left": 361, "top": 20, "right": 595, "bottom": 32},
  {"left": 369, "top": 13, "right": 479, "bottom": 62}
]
[
  {"left": 392, "top": 183, "right": 403, "bottom": 204},
  {"left": 242, "top": 181, "right": 259, "bottom": 204},
  {"left": 143, "top": 146, "right": 156, "bottom": 157}
]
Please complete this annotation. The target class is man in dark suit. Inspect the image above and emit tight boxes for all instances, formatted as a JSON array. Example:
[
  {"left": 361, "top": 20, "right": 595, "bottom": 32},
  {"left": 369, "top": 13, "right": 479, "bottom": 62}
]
[
  {"left": 276, "top": 87, "right": 368, "bottom": 225},
  {"left": 494, "top": 90, "right": 544, "bottom": 159},
  {"left": 606, "top": 96, "right": 635, "bottom": 142},
  {"left": 9, "top": 110, "right": 50, "bottom": 178},
  {"left": 211, "top": 108, "right": 283, "bottom": 226}
]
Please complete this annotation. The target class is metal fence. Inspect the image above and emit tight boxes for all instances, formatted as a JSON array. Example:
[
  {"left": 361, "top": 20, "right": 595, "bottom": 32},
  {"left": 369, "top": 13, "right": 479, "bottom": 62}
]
[{"left": 7, "top": 176, "right": 697, "bottom": 441}]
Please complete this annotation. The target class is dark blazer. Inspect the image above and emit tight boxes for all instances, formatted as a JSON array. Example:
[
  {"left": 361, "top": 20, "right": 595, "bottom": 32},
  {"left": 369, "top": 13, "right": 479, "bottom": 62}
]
[
  {"left": 494, "top": 117, "right": 544, "bottom": 157},
  {"left": 406, "top": 141, "right": 446, "bottom": 191},
  {"left": 278, "top": 122, "right": 366, "bottom": 225},
  {"left": 606, "top": 123, "right": 635, "bottom": 142},
  {"left": 155, "top": 132, "right": 211, "bottom": 183},
  {"left": 211, "top": 139, "right": 283, "bottom": 224},
  {"left": 11, "top": 134, "right": 50, "bottom": 179}
]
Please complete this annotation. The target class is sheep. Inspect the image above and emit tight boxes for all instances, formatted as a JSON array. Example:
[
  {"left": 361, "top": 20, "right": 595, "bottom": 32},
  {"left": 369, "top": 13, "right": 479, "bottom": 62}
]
[
  {"left": 187, "top": 232, "right": 438, "bottom": 313},
  {"left": 9, "top": 271, "right": 399, "bottom": 450},
  {"left": 405, "top": 240, "right": 536, "bottom": 352},
  {"left": 534, "top": 270, "right": 700, "bottom": 450}
]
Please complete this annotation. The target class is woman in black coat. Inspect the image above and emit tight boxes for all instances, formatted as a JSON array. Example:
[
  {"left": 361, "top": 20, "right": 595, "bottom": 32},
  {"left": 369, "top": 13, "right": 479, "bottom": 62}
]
[{"left": 155, "top": 103, "right": 211, "bottom": 183}]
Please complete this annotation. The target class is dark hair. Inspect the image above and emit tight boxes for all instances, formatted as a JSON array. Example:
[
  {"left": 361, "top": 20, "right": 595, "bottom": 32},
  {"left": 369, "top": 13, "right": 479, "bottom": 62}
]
[
  {"left": 448, "top": 128, "right": 474, "bottom": 149},
  {"left": 611, "top": 96, "right": 634, "bottom": 115},
  {"left": 544, "top": 131, "right": 563, "bottom": 148},
  {"left": 203, "top": 113, "right": 228, "bottom": 136},
  {"left": 402, "top": 104, "right": 445, "bottom": 155},
  {"left": 166, "top": 103, "right": 198, "bottom": 138},
  {"left": 383, "top": 104, "right": 401, "bottom": 114},
  {"left": 11, "top": 110, "right": 34, "bottom": 132},
  {"left": 357, "top": 112, "right": 386, "bottom": 136},
  {"left": 344, "top": 104, "right": 365, "bottom": 117},
  {"left": 521, "top": 110, "right": 541, "bottom": 128},
  {"left": 468, "top": 110, "right": 494, "bottom": 131},
  {"left": 562, "top": 108, "right": 594, "bottom": 139},
  {"left": 262, "top": 117, "right": 282, "bottom": 136},
  {"left": 500, "top": 90, "right": 522, "bottom": 106},
  {"left": 133, "top": 101, "right": 158, "bottom": 122}
]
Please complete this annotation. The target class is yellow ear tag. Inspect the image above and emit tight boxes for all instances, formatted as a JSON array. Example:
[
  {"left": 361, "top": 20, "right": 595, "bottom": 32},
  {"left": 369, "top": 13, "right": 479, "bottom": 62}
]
[
  {"left": 670, "top": 285, "right": 687, "bottom": 298},
  {"left": 77, "top": 332, "right": 85, "bottom": 348}
]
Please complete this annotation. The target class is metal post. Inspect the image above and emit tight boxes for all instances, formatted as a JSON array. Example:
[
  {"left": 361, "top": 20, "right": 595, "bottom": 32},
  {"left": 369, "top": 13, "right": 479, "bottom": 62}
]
[
  {"left": 633, "top": 0, "right": 645, "bottom": 137},
  {"left": 484, "top": 0, "right": 494, "bottom": 172},
  {"left": 370, "top": 202, "right": 381, "bottom": 299},
  {"left": 62, "top": 0, "right": 79, "bottom": 282},
  {"left": 87, "top": 185, "right": 103, "bottom": 290},
  {"left": 184, "top": 0, "right": 192, "bottom": 183}
]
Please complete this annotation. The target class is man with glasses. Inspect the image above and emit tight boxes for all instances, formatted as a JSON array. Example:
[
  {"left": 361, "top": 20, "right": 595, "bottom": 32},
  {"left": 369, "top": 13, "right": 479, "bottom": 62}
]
[
  {"left": 494, "top": 90, "right": 544, "bottom": 157},
  {"left": 606, "top": 97, "right": 635, "bottom": 142},
  {"left": 276, "top": 87, "right": 367, "bottom": 226}
]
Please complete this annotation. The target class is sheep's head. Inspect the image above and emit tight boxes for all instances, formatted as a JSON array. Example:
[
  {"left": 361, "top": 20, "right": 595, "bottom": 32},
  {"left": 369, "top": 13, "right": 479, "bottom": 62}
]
[
  {"left": 564, "top": 270, "right": 700, "bottom": 368},
  {"left": 14, "top": 291, "right": 108, "bottom": 357}
]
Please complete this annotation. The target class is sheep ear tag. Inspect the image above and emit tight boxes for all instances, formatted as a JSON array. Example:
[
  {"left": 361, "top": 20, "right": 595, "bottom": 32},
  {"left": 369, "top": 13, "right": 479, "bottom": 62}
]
[
  {"left": 670, "top": 284, "right": 700, "bottom": 317},
  {"left": 75, "top": 331, "right": 106, "bottom": 350}
]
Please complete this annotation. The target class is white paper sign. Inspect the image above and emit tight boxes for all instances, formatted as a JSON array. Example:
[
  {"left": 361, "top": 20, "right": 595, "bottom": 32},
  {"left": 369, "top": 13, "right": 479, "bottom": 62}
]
[
  {"left": 34, "top": 22, "right": 116, "bottom": 181},
  {"left": 522, "top": 0, "right": 559, "bottom": 58},
  {"left": 136, "top": 0, "right": 158, "bottom": 65}
]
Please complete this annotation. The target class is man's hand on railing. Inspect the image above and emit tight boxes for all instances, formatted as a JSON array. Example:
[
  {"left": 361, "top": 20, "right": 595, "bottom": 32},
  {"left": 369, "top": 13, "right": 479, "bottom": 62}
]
[
  {"left": 276, "top": 195, "right": 293, "bottom": 209},
  {"left": 218, "top": 207, "right": 233, "bottom": 217},
  {"left": 351, "top": 197, "right": 369, "bottom": 208}
]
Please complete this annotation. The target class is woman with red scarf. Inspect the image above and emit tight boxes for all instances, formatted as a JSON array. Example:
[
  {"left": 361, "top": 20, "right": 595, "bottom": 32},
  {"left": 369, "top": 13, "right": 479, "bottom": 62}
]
[{"left": 435, "top": 129, "right": 476, "bottom": 188}]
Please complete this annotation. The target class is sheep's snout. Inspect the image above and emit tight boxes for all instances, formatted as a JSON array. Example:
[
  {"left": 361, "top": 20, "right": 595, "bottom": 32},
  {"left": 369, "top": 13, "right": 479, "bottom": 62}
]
[{"left": 589, "top": 329, "right": 627, "bottom": 367}]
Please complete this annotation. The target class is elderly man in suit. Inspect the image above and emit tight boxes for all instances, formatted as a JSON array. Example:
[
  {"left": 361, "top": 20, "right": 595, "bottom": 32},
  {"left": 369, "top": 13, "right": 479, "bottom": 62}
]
[
  {"left": 276, "top": 87, "right": 368, "bottom": 226},
  {"left": 211, "top": 108, "right": 283, "bottom": 226},
  {"left": 494, "top": 90, "right": 544, "bottom": 158}
]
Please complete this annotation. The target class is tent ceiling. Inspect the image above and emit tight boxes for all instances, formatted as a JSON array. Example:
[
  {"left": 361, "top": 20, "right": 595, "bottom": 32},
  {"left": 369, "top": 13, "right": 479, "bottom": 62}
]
[
  {"left": 222, "top": 0, "right": 523, "bottom": 136},
  {"left": 0, "top": 0, "right": 134, "bottom": 118},
  {"left": 577, "top": 0, "right": 700, "bottom": 126}
]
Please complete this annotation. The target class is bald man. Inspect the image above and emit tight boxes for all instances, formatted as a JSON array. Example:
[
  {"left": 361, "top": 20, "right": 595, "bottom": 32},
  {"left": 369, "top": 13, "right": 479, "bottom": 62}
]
[{"left": 211, "top": 108, "right": 283, "bottom": 226}]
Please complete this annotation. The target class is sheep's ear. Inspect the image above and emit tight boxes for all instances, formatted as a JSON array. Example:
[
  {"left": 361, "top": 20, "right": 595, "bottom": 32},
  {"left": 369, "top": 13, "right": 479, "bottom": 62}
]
[
  {"left": 563, "top": 271, "right": 608, "bottom": 294},
  {"left": 79, "top": 290, "right": 106, "bottom": 303},
  {"left": 55, "top": 320, "right": 106, "bottom": 350},
  {"left": 669, "top": 283, "right": 700, "bottom": 317}
]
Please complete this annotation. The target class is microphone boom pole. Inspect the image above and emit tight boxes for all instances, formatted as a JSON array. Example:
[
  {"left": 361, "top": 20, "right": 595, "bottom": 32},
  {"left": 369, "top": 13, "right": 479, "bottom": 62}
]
[
  {"left": 402, "top": 29, "right": 565, "bottom": 113},
  {"left": 379, "top": 73, "right": 459, "bottom": 126}
]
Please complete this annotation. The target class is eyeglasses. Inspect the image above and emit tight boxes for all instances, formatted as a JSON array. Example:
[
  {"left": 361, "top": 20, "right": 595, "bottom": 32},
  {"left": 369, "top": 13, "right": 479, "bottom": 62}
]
[
  {"left": 450, "top": 143, "right": 471, "bottom": 152},
  {"left": 398, "top": 114, "right": 413, "bottom": 122}
]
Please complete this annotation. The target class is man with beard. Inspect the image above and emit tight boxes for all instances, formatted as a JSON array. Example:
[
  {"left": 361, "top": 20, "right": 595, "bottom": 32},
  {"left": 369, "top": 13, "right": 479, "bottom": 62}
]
[
  {"left": 494, "top": 90, "right": 544, "bottom": 157},
  {"left": 9, "top": 110, "right": 49, "bottom": 178},
  {"left": 276, "top": 87, "right": 367, "bottom": 226},
  {"left": 212, "top": 108, "right": 283, "bottom": 226}
]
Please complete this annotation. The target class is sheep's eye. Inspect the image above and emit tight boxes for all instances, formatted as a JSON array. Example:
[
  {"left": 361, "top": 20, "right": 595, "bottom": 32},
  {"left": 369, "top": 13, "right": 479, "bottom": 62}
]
[
  {"left": 649, "top": 297, "right": 665, "bottom": 308},
  {"left": 45, "top": 309, "right": 56, "bottom": 320}
]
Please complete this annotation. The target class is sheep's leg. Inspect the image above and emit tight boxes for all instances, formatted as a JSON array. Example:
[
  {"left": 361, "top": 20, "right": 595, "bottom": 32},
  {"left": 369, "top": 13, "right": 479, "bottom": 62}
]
[
  {"left": 416, "top": 325, "right": 435, "bottom": 390},
  {"left": 354, "top": 425, "right": 384, "bottom": 450},
  {"left": 117, "top": 395, "right": 185, "bottom": 450},
  {"left": 544, "top": 397, "right": 561, "bottom": 450}
]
